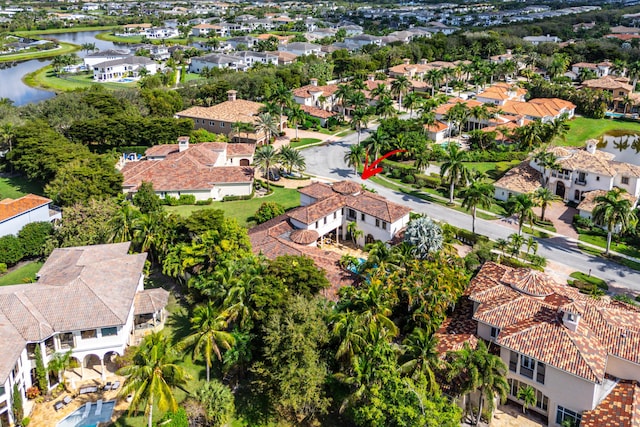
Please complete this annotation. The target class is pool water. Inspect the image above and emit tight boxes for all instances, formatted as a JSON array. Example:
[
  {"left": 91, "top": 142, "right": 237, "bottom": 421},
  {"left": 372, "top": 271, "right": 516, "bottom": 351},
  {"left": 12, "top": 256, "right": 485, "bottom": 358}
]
[{"left": 57, "top": 401, "right": 115, "bottom": 427}]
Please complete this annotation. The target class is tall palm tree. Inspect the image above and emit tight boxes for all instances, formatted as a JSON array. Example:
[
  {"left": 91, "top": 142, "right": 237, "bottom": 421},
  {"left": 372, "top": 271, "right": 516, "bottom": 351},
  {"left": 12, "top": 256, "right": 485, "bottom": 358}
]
[
  {"left": 532, "top": 149, "right": 560, "bottom": 188},
  {"left": 287, "top": 104, "right": 306, "bottom": 140},
  {"left": 349, "top": 91, "right": 367, "bottom": 111},
  {"left": 279, "top": 145, "right": 305, "bottom": 174},
  {"left": 335, "top": 84, "right": 354, "bottom": 115},
  {"left": 47, "top": 350, "right": 76, "bottom": 387},
  {"left": 533, "top": 187, "right": 559, "bottom": 222},
  {"left": 254, "top": 112, "right": 279, "bottom": 144},
  {"left": 375, "top": 95, "right": 396, "bottom": 119},
  {"left": 403, "top": 92, "right": 421, "bottom": 119},
  {"left": 254, "top": 144, "right": 280, "bottom": 191},
  {"left": 180, "top": 301, "right": 235, "bottom": 382},
  {"left": 517, "top": 385, "right": 537, "bottom": 414},
  {"left": 231, "top": 121, "right": 243, "bottom": 143},
  {"left": 424, "top": 68, "right": 443, "bottom": 96},
  {"left": 592, "top": 188, "right": 638, "bottom": 255},
  {"left": 400, "top": 328, "right": 440, "bottom": 393},
  {"left": 109, "top": 202, "right": 140, "bottom": 243},
  {"left": 270, "top": 83, "right": 292, "bottom": 126},
  {"left": 370, "top": 83, "right": 389, "bottom": 101},
  {"left": 350, "top": 108, "right": 369, "bottom": 144},
  {"left": 364, "top": 129, "right": 388, "bottom": 160},
  {"left": 507, "top": 193, "right": 536, "bottom": 235},
  {"left": 461, "top": 181, "right": 494, "bottom": 234},
  {"left": 118, "top": 332, "right": 190, "bottom": 427},
  {"left": 391, "top": 75, "right": 411, "bottom": 111},
  {"left": 440, "top": 144, "right": 470, "bottom": 203},
  {"left": 344, "top": 144, "right": 366, "bottom": 176}
]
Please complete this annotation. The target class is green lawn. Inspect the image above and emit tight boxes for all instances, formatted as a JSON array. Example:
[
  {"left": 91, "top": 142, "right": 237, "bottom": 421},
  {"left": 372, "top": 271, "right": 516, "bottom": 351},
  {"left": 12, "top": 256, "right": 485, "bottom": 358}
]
[
  {"left": 290, "top": 138, "right": 321, "bottom": 149},
  {"left": 0, "top": 176, "right": 44, "bottom": 199},
  {"left": 165, "top": 187, "right": 300, "bottom": 227},
  {"left": 578, "top": 232, "right": 640, "bottom": 259},
  {"left": 25, "top": 66, "right": 137, "bottom": 92},
  {"left": 464, "top": 160, "right": 521, "bottom": 181},
  {"left": 96, "top": 32, "right": 207, "bottom": 46},
  {"left": 13, "top": 25, "right": 119, "bottom": 36},
  {"left": 0, "top": 261, "right": 43, "bottom": 286},
  {"left": 335, "top": 130, "right": 354, "bottom": 137},
  {"left": 577, "top": 243, "right": 640, "bottom": 271},
  {"left": 568, "top": 271, "right": 608, "bottom": 290},
  {"left": 0, "top": 42, "right": 79, "bottom": 63},
  {"left": 555, "top": 117, "right": 640, "bottom": 147}
]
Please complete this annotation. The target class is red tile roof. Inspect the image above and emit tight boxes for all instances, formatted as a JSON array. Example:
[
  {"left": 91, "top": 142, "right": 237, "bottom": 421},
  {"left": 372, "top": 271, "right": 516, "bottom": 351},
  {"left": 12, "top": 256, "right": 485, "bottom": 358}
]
[
  {"left": 0, "top": 194, "right": 51, "bottom": 223},
  {"left": 581, "top": 380, "right": 640, "bottom": 427}
]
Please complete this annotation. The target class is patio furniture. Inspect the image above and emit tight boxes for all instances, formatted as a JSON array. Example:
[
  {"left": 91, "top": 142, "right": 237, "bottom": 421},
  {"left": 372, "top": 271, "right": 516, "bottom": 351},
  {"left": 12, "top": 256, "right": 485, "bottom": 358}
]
[
  {"left": 111, "top": 381, "right": 120, "bottom": 390},
  {"left": 79, "top": 386, "right": 99, "bottom": 394},
  {"left": 95, "top": 399, "right": 103, "bottom": 416},
  {"left": 63, "top": 396, "right": 72, "bottom": 405},
  {"left": 54, "top": 401, "right": 64, "bottom": 411},
  {"left": 82, "top": 402, "right": 91, "bottom": 419},
  {"left": 103, "top": 382, "right": 112, "bottom": 391}
]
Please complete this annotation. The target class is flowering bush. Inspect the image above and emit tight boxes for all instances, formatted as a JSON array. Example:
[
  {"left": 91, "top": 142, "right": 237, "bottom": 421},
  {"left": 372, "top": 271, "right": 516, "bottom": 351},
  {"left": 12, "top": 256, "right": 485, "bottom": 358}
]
[{"left": 26, "top": 386, "right": 40, "bottom": 399}]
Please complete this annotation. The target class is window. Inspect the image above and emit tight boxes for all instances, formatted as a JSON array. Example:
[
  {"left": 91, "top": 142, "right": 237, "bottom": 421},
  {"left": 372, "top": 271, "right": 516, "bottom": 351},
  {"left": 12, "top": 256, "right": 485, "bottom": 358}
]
[
  {"left": 622, "top": 176, "right": 630, "bottom": 185},
  {"left": 509, "top": 351, "right": 518, "bottom": 372},
  {"left": 382, "top": 221, "right": 387, "bottom": 230},
  {"left": 334, "top": 212, "right": 337, "bottom": 219},
  {"left": 536, "top": 361, "right": 546, "bottom": 384},
  {"left": 347, "top": 209, "right": 356, "bottom": 220},
  {"left": 361, "top": 213, "right": 365, "bottom": 221},
  {"left": 567, "top": 313, "right": 575, "bottom": 321},
  {"left": 101, "top": 327, "right": 117, "bottom": 337},
  {"left": 209, "top": 121, "right": 214, "bottom": 126},
  {"left": 0, "top": 386, "right": 4, "bottom": 396},
  {"left": 520, "top": 355, "right": 534, "bottom": 379},
  {"left": 220, "top": 122, "right": 225, "bottom": 128},
  {"left": 81, "top": 329, "right": 97, "bottom": 340},
  {"left": 490, "top": 327, "right": 500, "bottom": 338},
  {"left": 556, "top": 406, "right": 582, "bottom": 426},
  {"left": 375, "top": 219, "right": 380, "bottom": 227},
  {"left": 596, "top": 176, "right": 600, "bottom": 181},
  {"left": 508, "top": 379, "right": 548, "bottom": 412},
  {"left": 324, "top": 217, "right": 327, "bottom": 225},
  {"left": 315, "top": 221, "right": 319, "bottom": 228},
  {"left": 58, "top": 332, "right": 74, "bottom": 350}
]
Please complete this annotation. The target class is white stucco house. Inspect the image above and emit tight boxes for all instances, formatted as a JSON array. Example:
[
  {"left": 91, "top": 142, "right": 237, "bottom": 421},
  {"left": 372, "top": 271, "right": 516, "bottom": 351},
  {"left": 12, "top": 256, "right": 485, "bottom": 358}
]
[
  {"left": 92, "top": 56, "right": 159, "bottom": 82},
  {"left": 436, "top": 262, "right": 640, "bottom": 427},
  {"left": 120, "top": 137, "right": 255, "bottom": 201},
  {"left": 0, "top": 243, "right": 168, "bottom": 426},
  {"left": 83, "top": 49, "right": 131, "bottom": 68},
  {"left": 279, "top": 42, "right": 322, "bottom": 57},
  {"left": 0, "top": 194, "right": 60, "bottom": 237},
  {"left": 531, "top": 141, "right": 640, "bottom": 214}
]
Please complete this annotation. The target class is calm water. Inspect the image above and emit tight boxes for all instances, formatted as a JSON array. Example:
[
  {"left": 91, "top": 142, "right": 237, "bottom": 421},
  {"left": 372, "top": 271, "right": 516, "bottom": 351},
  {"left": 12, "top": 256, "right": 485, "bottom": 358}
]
[
  {"left": 599, "top": 132, "right": 640, "bottom": 166},
  {"left": 0, "top": 31, "right": 124, "bottom": 106}
]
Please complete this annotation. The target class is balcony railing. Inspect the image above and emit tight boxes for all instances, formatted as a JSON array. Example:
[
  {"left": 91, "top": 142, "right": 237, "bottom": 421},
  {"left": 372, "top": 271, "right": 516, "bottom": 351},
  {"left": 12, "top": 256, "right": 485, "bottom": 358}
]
[{"left": 574, "top": 179, "right": 587, "bottom": 186}]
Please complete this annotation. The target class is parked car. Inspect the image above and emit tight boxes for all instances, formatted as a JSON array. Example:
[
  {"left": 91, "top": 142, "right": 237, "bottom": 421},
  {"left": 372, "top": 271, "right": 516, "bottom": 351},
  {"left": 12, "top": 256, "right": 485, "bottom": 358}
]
[{"left": 265, "top": 169, "right": 280, "bottom": 181}]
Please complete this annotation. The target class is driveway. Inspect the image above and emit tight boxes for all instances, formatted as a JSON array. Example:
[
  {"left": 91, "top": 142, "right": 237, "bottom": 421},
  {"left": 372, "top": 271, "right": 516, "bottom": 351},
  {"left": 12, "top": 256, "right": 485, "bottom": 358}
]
[{"left": 535, "top": 202, "right": 579, "bottom": 240}]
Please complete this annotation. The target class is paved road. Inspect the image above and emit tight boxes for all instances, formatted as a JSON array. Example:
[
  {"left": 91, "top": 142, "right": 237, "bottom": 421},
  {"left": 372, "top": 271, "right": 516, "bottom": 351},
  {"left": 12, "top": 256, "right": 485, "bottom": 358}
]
[{"left": 302, "top": 129, "right": 640, "bottom": 293}]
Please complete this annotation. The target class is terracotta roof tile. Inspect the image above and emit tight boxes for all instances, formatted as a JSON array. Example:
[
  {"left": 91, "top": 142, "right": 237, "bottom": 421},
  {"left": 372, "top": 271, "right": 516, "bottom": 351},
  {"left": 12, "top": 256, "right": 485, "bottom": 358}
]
[
  {"left": 293, "top": 83, "right": 339, "bottom": 99},
  {"left": 577, "top": 189, "right": 637, "bottom": 213},
  {"left": 298, "top": 182, "right": 335, "bottom": 200},
  {"left": 581, "top": 380, "right": 640, "bottom": 427},
  {"left": 176, "top": 99, "right": 265, "bottom": 123},
  {"left": 0, "top": 194, "right": 52, "bottom": 223},
  {"left": 493, "top": 161, "right": 541, "bottom": 194},
  {"left": 300, "top": 105, "right": 337, "bottom": 119}
]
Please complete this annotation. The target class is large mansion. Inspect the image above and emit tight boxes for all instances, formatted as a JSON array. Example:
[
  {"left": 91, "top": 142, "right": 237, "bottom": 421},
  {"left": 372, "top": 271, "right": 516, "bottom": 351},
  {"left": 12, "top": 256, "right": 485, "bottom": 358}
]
[
  {"left": 437, "top": 262, "right": 640, "bottom": 427},
  {"left": 0, "top": 243, "right": 167, "bottom": 426},
  {"left": 120, "top": 137, "right": 255, "bottom": 202}
]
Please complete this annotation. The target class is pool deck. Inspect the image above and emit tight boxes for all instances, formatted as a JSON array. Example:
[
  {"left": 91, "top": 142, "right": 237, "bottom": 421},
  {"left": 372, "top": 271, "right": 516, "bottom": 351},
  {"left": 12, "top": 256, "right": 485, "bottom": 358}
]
[{"left": 28, "top": 376, "right": 131, "bottom": 427}]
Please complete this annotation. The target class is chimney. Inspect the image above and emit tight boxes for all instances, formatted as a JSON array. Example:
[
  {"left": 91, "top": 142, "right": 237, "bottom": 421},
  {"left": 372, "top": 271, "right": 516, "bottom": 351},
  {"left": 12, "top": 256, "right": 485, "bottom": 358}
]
[
  {"left": 561, "top": 308, "right": 581, "bottom": 333},
  {"left": 367, "top": 74, "right": 375, "bottom": 81},
  {"left": 178, "top": 136, "right": 190, "bottom": 152},
  {"left": 310, "top": 78, "right": 318, "bottom": 86},
  {"left": 506, "top": 49, "right": 512, "bottom": 55},
  {"left": 586, "top": 139, "right": 597, "bottom": 155},
  {"left": 227, "top": 90, "right": 237, "bottom": 102},
  {"left": 420, "top": 58, "right": 427, "bottom": 65},
  {"left": 403, "top": 58, "right": 411, "bottom": 65}
]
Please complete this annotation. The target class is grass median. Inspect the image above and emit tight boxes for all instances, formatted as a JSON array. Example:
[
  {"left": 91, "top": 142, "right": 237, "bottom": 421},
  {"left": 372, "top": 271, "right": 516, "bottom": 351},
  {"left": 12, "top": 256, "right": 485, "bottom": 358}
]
[{"left": 0, "top": 42, "right": 79, "bottom": 63}]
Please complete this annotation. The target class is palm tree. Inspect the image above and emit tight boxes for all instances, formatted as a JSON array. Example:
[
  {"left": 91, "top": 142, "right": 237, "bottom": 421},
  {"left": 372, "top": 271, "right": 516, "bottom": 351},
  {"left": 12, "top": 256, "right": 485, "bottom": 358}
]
[
  {"left": 254, "top": 144, "right": 280, "bottom": 191},
  {"left": 81, "top": 42, "right": 97, "bottom": 54},
  {"left": 270, "top": 83, "right": 292, "bottom": 126},
  {"left": 461, "top": 181, "right": 494, "bottom": 234},
  {"left": 287, "top": 104, "right": 306, "bottom": 140},
  {"left": 364, "top": 129, "right": 388, "bottom": 160},
  {"left": 109, "top": 202, "right": 140, "bottom": 243},
  {"left": 180, "top": 301, "right": 235, "bottom": 382},
  {"left": 508, "top": 233, "right": 525, "bottom": 258},
  {"left": 47, "top": 350, "right": 77, "bottom": 387},
  {"left": 335, "top": 84, "right": 354, "bottom": 115},
  {"left": 118, "top": 332, "right": 190, "bottom": 427},
  {"left": 349, "top": 91, "right": 367, "bottom": 111},
  {"left": 440, "top": 144, "right": 470, "bottom": 203},
  {"left": 403, "top": 92, "right": 421, "bottom": 119},
  {"left": 424, "top": 68, "right": 443, "bottom": 96},
  {"left": 279, "top": 145, "right": 305, "bottom": 174},
  {"left": 507, "top": 193, "right": 536, "bottom": 235},
  {"left": 370, "top": 83, "right": 389, "bottom": 100},
  {"left": 532, "top": 150, "right": 560, "bottom": 188},
  {"left": 533, "top": 187, "right": 559, "bottom": 222},
  {"left": 414, "top": 148, "right": 431, "bottom": 173},
  {"left": 400, "top": 328, "right": 440, "bottom": 393},
  {"left": 254, "top": 112, "right": 279, "bottom": 144},
  {"left": 592, "top": 188, "right": 638, "bottom": 255},
  {"left": 344, "top": 144, "right": 366, "bottom": 176},
  {"left": 347, "top": 221, "right": 364, "bottom": 246},
  {"left": 391, "top": 76, "right": 411, "bottom": 111},
  {"left": 375, "top": 95, "right": 396, "bottom": 119},
  {"left": 350, "top": 108, "right": 369, "bottom": 144},
  {"left": 525, "top": 236, "right": 538, "bottom": 255},
  {"left": 517, "top": 385, "right": 537, "bottom": 414},
  {"left": 231, "top": 121, "right": 243, "bottom": 143}
]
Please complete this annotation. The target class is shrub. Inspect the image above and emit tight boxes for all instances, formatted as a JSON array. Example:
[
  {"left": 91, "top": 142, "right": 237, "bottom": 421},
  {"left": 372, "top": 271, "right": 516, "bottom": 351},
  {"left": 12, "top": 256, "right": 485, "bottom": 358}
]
[
  {"left": 18, "top": 222, "right": 53, "bottom": 258},
  {"left": 159, "top": 408, "right": 188, "bottom": 427},
  {"left": 178, "top": 194, "right": 196, "bottom": 205},
  {"left": 0, "top": 263, "right": 6, "bottom": 274},
  {"left": 223, "top": 193, "right": 253, "bottom": 201},
  {"left": 573, "top": 214, "right": 593, "bottom": 230},
  {"left": 22, "top": 417, "right": 30, "bottom": 427},
  {"left": 402, "top": 174, "right": 416, "bottom": 184},
  {"left": 464, "top": 252, "right": 481, "bottom": 272},
  {"left": 254, "top": 202, "right": 285, "bottom": 224},
  {"left": 613, "top": 294, "right": 639, "bottom": 306},
  {"left": 414, "top": 179, "right": 426, "bottom": 188},
  {"left": 195, "top": 199, "right": 213, "bottom": 205},
  {"left": 0, "top": 235, "right": 24, "bottom": 266},
  {"left": 26, "top": 387, "right": 40, "bottom": 400}
]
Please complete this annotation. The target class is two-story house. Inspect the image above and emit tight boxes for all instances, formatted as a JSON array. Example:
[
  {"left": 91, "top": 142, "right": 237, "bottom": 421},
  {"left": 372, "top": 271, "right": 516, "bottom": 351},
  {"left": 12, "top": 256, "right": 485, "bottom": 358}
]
[
  {"left": 279, "top": 42, "right": 322, "bottom": 57},
  {"left": 0, "top": 243, "right": 167, "bottom": 426},
  {"left": 293, "top": 78, "right": 340, "bottom": 114},
  {"left": 120, "top": 137, "right": 255, "bottom": 201},
  {"left": 436, "top": 262, "right": 640, "bottom": 427},
  {"left": 92, "top": 57, "right": 158, "bottom": 82}
]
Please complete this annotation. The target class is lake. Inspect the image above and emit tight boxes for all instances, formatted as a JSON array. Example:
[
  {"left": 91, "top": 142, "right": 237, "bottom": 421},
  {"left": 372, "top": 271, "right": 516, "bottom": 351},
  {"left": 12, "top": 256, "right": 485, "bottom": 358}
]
[
  {"left": 0, "top": 30, "right": 124, "bottom": 106},
  {"left": 599, "top": 131, "right": 640, "bottom": 166}
]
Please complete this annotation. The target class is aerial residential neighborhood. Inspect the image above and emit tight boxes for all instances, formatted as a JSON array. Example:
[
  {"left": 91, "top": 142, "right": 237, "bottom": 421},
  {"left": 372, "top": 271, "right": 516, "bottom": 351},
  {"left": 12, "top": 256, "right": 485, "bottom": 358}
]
[{"left": 3, "top": 1, "right": 640, "bottom": 426}]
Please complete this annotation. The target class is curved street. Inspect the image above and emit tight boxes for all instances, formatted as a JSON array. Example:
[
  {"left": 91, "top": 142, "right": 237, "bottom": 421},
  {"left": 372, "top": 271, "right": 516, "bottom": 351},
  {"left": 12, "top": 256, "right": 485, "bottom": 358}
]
[{"left": 300, "top": 127, "right": 640, "bottom": 294}]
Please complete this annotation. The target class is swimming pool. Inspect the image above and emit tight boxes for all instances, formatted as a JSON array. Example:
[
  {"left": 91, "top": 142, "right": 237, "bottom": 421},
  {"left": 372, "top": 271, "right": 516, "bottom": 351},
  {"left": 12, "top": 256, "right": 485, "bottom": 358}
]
[
  {"left": 118, "top": 78, "right": 134, "bottom": 83},
  {"left": 57, "top": 400, "right": 115, "bottom": 427},
  {"left": 605, "top": 112, "right": 625, "bottom": 118}
]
